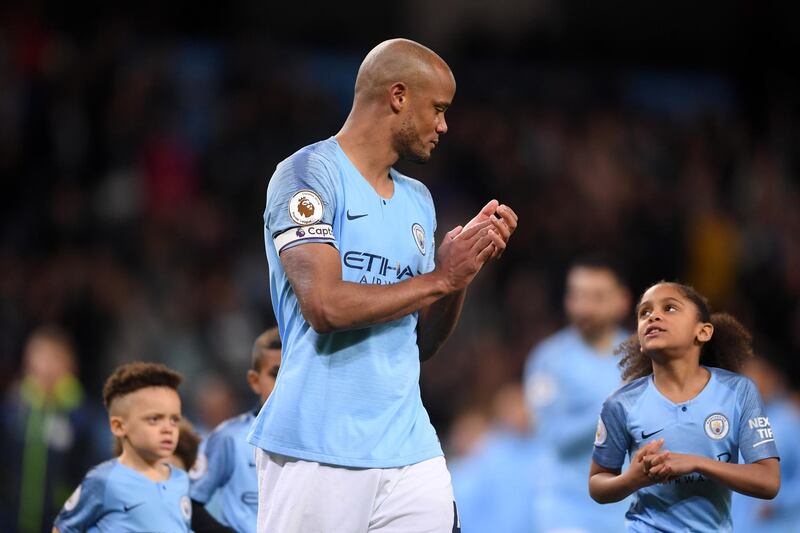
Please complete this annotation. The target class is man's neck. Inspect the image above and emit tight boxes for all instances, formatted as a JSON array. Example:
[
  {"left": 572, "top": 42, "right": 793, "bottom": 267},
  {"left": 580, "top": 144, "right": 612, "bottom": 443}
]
[
  {"left": 580, "top": 327, "right": 619, "bottom": 354},
  {"left": 336, "top": 118, "right": 397, "bottom": 196}
]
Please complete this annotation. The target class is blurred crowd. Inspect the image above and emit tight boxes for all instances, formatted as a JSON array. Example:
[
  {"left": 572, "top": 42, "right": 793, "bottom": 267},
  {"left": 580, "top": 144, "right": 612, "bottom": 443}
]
[{"left": 2, "top": 7, "right": 800, "bottom": 533}]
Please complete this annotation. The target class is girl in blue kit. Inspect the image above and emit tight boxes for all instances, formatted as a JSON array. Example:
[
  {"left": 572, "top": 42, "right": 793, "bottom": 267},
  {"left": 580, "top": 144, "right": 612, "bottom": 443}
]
[{"left": 589, "top": 281, "right": 780, "bottom": 532}]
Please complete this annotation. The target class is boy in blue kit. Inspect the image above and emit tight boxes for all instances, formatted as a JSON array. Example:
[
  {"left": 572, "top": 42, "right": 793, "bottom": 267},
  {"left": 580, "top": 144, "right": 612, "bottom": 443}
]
[
  {"left": 190, "top": 328, "right": 281, "bottom": 533},
  {"left": 590, "top": 282, "right": 780, "bottom": 532},
  {"left": 53, "top": 362, "right": 191, "bottom": 533}
]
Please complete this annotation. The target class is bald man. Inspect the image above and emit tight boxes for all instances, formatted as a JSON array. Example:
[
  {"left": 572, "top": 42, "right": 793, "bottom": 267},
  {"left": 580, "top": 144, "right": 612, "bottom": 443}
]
[{"left": 247, "top": 39, "right": 518, "bottom": 532}]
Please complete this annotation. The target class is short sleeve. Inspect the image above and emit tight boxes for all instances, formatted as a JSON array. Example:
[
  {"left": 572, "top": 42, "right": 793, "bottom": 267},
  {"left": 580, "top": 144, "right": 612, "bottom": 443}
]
[
  {"left": 738, "top": 378, "right": 780, "bottom": 463},
  {"left": 53, "top": 474, "right": 105, "bottom": 532},
  {"left": 592, "top": 397, "right": 631, "bottom": 470},
  {"left": 265, "top": 150, "right": 338, "bottom": 254},
  {"left": 189, "top": 430, "right": 233, "bottom": 503}
]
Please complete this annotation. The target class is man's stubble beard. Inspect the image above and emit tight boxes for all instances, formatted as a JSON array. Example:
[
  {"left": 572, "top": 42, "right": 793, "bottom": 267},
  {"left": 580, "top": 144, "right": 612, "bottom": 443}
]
[{"left": 393, "top": 115, "right": 430, "bottom": 164}]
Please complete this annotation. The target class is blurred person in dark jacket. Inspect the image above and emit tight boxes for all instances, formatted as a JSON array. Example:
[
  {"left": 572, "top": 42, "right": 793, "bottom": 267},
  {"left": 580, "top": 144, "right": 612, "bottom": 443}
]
[{"left": 0, "top": 325, "right": 108, "bottom": 533}]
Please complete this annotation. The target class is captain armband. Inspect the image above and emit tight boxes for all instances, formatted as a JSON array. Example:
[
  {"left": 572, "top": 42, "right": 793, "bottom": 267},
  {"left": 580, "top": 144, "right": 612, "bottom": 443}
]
[{"left": 273, "top": 224, "right": 337, "bottom": 253}]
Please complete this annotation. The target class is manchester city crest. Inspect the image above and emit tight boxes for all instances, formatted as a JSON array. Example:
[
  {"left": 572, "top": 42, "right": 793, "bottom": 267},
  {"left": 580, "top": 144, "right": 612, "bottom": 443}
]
[
  {"left": 412, "top": 223, "right": 426, "bottom": 255},
  {"left": 181, "top": 495, "right": 192, "bottom": 520},
  {"left": 704, "top": 413, "right": 730, "bottom": 440}
]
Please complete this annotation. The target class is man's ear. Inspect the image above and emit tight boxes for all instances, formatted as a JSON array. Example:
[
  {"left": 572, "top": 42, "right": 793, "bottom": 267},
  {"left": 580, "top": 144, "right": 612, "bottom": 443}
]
[
  {"left": 389, "top": 82, "right": 407, "bottom": 113},
  {"left": 696, "top": 322, "right": 714, "bottom": 344}
]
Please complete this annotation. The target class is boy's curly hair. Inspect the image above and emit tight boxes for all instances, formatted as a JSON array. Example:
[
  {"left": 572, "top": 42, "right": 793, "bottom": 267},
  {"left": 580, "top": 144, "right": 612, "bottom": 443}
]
[
  {"left": 618, "top": 282, "right": 753, "bottom": 381},
  {"left": 103, "top": 361, "right": 183, "bottom": 410}
]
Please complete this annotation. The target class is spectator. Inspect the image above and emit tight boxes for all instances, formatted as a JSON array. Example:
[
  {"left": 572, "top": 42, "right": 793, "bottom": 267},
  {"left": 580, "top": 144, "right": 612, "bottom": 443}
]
[{"left": 0, "top": 325, "right": 108, "bottom": 533}]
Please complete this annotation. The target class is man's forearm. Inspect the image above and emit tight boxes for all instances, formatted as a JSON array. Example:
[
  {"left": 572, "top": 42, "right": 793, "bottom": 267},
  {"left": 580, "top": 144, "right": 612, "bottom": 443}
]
[
  {"left": 417, "top": 289, "right": 467, "bottom": 361},
  {"left": 284, "top": 221, "right": 494, "bottom": 334},
  {"left": 299, "top": 269, "right": 453, "bottom": 333}
]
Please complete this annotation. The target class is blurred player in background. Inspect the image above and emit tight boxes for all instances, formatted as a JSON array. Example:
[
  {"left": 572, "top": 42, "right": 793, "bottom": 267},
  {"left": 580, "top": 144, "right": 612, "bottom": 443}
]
[
  {"left": 523, "top": 255, "right": 631, "bottom": 532},
  {"left": 732, "top": 356, "right": 800, "bottom": 531},
  {"left": 590, "top": 282, "right": 780, "bottom": 532},
  {"left": 1, "top": 325, "right": 108, "bottom": 533},
  {"left": 190, "top": 327, "right": 281, "bottom": 533},
  {"left": 450, "top": 382, "right": 543, "bottom": 533},
  {"left": 249, "top": 38, "right": 517, "bottom": 532},
  {"left": 53, "top": 362, "right": 191, "bottom": 533}
]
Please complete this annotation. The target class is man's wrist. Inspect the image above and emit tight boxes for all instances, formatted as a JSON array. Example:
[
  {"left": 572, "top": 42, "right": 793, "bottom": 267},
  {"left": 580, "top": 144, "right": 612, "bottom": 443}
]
[{"left": 428, "top": 269, "right": 454, "bottom": 296}]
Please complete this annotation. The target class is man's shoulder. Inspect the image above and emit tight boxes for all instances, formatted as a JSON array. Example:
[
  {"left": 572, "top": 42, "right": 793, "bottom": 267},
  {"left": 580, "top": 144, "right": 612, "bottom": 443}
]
[
  {"left": 277, "top": 138, "right": 339, "bottom": 173},
  {"left": 266, "top": 139, "right": 341, "bottom": 210}
]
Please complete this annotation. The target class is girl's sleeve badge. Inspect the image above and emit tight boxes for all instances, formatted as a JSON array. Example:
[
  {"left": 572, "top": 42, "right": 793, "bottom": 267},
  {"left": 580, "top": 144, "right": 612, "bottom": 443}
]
[{"left": 594, "top": 417, "right": 608, "bottom": 446}]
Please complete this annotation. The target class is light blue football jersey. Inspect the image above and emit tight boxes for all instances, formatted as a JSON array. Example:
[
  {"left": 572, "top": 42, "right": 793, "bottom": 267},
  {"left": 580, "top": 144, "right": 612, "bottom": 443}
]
[
  {"left": 731, "top": 396, "right": 800, "bottom": 532},
  {"left": 248, "top": 137, "right": 441, "bottom": 468},
  {"left": 524, "top": 327, "right": 630, "bottom": 532},
  {"left": 593, "top": 367, "right": 780, "bottom": 533},
  {"left": 53, "top": 459, "right": 191, "bottom": 533},
  {"left": 450, "top": 429, "right": 544, "bottom": 533},
  {"left": 190, "top": 411, "right": 258, "bottom": 533}
]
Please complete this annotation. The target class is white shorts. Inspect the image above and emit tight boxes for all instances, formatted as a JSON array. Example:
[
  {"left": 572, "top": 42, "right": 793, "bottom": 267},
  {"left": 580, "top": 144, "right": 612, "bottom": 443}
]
[{"left": 255, "top": 450, "right": 460, "bottom": 533}]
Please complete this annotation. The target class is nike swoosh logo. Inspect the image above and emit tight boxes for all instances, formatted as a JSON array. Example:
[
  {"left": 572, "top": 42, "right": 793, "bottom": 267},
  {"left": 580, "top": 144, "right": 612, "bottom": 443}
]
[
  {"left": 346, "top": 210, "right": 368, "bottom": 220},
  {"left": 123, "top": 501, "right": 145, "bottom": 512},
  {"left": 641, "top": 428, "right": 664, "bottom": 439}
]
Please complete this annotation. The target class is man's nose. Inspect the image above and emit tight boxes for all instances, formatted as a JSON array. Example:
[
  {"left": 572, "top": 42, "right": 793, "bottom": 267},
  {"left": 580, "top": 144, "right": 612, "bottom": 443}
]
[{"left": 436, "top": 116, "right": 448, "bottom": 134}]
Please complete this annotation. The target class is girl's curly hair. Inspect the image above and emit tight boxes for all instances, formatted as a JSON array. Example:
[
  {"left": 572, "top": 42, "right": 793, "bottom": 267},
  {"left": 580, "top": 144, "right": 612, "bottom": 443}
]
[{"left": 618, "top": 282, "right": 753, "bottom": 381}]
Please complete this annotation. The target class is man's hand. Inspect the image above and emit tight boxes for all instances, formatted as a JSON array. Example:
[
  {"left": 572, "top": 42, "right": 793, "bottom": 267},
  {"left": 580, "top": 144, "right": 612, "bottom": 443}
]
[
  {"left": 461, "top": 199, "right": 518, "bottom": 259},
  {"left": 435, "top": 220, "right": 495, "bottom": 292}
]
